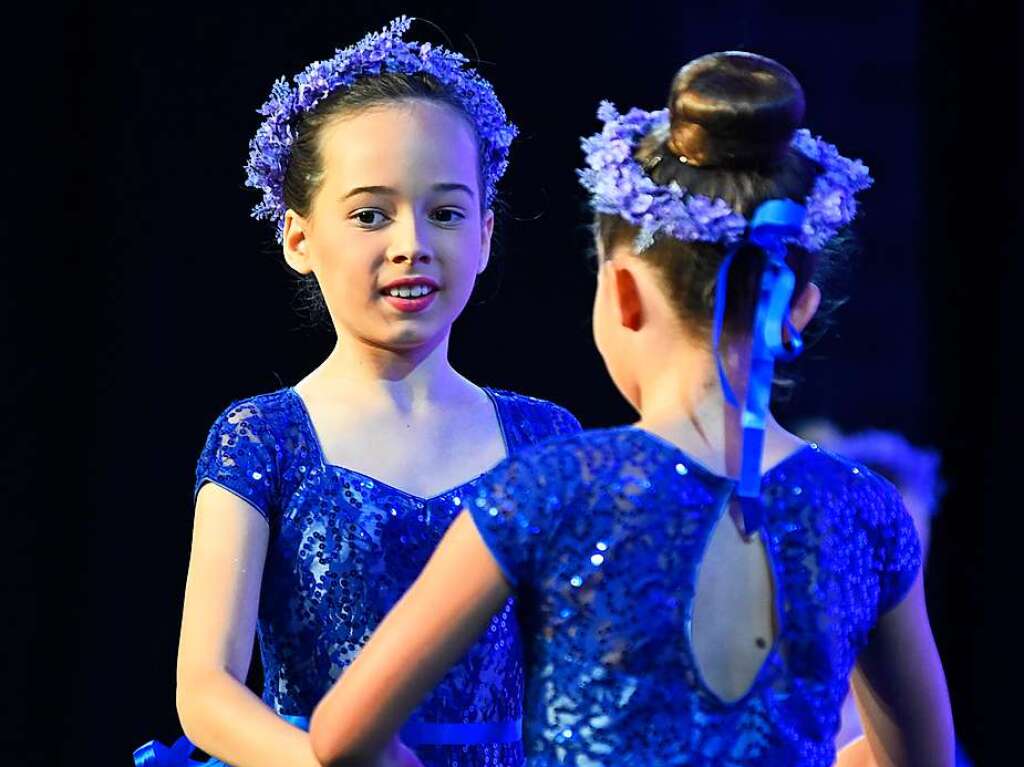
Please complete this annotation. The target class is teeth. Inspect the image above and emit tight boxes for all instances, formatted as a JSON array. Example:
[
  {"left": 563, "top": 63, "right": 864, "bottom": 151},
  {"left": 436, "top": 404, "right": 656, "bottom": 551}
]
[{"left": 387, "top": 285, "right": 433, "bottom": 298}]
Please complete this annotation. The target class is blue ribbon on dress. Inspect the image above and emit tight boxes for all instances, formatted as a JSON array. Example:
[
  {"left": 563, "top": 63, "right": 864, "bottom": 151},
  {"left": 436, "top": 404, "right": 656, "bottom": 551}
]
[
  {"left": 711, "top": 199, "right": 807, "bottom": 534},
  {"left": 133, "top": 714, "right": 521, "bottom": 765},
  {"left": 400, "top": 717, "right": 522, "bottom": 746}
]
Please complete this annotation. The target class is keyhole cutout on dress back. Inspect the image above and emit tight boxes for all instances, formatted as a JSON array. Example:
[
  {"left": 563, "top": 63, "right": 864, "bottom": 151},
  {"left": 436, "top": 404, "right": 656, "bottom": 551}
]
[{"left": 690, "top": 498, "right": 780, "bottom": 703}]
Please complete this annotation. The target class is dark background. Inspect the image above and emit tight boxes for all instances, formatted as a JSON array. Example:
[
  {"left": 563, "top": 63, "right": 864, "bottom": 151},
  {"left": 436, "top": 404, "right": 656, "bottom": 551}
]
[{"left": 10, "top": 0, "right": 1017, "bottom": 762}]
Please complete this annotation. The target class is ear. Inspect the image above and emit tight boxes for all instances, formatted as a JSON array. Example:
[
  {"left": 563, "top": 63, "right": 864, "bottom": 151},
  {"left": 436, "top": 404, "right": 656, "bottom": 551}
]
[
  {"left": 283, "top": 209, "right": 315, "bottom": 275},
  {"left": 614, "top": 266, "right": 643, "bottom": 331},
  {"left": 789, "top": 281, "right": 822, "bottom": 333},
  {"left": 477, "top": 208, "right": 495, "bottom": 274}
]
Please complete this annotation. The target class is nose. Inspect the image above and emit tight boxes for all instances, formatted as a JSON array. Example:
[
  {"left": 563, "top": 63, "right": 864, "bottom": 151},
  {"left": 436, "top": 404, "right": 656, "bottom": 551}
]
[{"left": 387, "top": 213, "right": 434, "bottom": 266}]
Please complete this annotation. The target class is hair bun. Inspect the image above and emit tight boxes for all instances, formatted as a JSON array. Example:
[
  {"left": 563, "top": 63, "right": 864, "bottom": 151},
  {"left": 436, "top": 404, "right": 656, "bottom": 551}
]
[{"left": 667, "top": 51, "right": 805, "bottom": 169}]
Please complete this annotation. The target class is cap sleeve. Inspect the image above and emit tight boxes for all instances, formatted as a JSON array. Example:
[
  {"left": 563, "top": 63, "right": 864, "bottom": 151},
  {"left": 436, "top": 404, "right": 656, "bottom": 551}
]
[
  {"left": 873, "top": 477, "right": 923, "bottom": 615},
  {"left": 466, "top": 438, "right": 579, "bottom": 588},
  {"left": 194, "top": 398, "right": 279, "bottom": 521},
  {"left": 543, "top": 402, "right": 583, "bottom": 439}
]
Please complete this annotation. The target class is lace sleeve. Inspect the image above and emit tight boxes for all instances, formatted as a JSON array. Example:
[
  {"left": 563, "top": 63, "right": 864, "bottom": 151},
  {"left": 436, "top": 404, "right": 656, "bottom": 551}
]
[
  {"left": 193, "top": 398, "right": 279, "bottom": 521},
  {"left": 544, "top": 401, "right": 583, "bottom": 439},
  {"left": 872, "top": 477, "right": 923, "bottom": 614},
  {"left": 466, "top": 437, "right": 582, "bottom": 588}
]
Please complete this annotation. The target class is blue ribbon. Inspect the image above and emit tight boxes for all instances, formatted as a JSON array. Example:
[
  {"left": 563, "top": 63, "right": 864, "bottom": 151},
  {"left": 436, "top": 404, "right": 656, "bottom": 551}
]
[
  {"left": 400, "top": 718, "right": 522, "bottom": 746},
  {"left": 133, "top": 714, "right": 520, "bottom": 765},
  {"left": 711, "top": 199, "right": 807, "bottom": 534},
  {"left": 132, "top": 735, "right": 203, "bottom": 767}
]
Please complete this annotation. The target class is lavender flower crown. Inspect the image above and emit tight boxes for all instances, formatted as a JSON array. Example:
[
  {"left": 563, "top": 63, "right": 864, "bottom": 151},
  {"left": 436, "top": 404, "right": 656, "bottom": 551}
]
[
  {"left": 245, "top": 16, "right": 518, "bottom": 242},
  {"left": 579, "top": 101, "right": 873, "bottom": 252}
]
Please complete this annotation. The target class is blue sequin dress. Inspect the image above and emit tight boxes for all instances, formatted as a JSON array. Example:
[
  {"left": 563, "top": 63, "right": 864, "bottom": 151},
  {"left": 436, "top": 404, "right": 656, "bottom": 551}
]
[
  {"left": 466, "top": 426, "right": 921, "bottom": 767},
  {"left": 171, "top": 386, "right": 580, "bottom": 767}
]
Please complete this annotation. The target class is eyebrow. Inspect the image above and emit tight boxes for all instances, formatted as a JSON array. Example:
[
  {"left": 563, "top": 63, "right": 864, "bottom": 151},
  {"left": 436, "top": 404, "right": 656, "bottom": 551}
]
[{"left": 341, "top": 182, "right": 475, "bottom": 201}]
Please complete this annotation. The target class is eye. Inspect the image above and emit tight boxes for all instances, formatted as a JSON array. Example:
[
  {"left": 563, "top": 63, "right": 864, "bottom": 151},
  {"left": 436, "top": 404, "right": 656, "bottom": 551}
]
[
  {"left": 430, "top": 207, "right": 466, "bottom": 226},
  {"left": 350, "top": 209, "right": 390, "bottom": 228}
]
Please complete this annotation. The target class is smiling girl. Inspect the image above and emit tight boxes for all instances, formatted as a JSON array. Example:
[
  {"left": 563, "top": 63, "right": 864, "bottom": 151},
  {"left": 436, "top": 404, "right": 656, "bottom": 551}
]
[{"left": 133, "top": 18, "right": 579, "bottom": 767}]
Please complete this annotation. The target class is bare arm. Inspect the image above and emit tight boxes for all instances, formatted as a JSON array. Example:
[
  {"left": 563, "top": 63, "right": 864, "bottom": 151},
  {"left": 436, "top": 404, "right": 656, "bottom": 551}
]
[
  {"left": 309, "top": 511, "right": 512, "bottom": 767},
  {"left": 850, "top": 573, "right": 954, "bottom": 767},
  {"left": 175, "top": 483, "right": 321, "bottom": 767}
]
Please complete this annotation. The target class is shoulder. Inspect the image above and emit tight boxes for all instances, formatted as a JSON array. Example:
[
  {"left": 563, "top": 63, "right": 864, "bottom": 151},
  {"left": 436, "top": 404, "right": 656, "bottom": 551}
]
[
  {"left": 799, "top": 445, "right": 913, "bottom": 543},
  {"left": 466, "top": 427, "right": 643, "bottom": 585},
  {"left": 812, "top": 446, "right": 903, "bottom": 512},
  {"left": 197, "top": 388, "right": 308, "bottom": 472},
  {"left": 485, "top": 387, "right": 582, "bottom": 440},
  {"left": 194, "top": 389, "right": 305, "bottom": 520},
  {"left": 205, "top": 388, "right": 300, "bottom": 440},
  {"left": 810, "top": 448, "right": 922, "bottom": 613},
  {"left": 488, "top": 425, "right": 636, "bottom": 483}
]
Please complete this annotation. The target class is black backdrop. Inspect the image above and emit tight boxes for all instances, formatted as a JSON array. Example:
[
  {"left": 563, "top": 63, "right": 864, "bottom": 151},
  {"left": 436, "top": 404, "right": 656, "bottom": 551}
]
[{"left": 10, "top": 1, "right": 1018, "bottom": 763}]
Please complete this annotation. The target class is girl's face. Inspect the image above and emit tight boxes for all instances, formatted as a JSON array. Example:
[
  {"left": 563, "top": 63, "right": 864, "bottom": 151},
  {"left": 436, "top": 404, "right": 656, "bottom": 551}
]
[{"left": 284, "top": 100, "right": 492, "bottom": 351}]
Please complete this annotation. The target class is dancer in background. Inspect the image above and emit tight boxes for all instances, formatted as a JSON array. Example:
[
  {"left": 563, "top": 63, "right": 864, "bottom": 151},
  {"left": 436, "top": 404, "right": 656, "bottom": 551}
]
[
  {"left": 133, "top": 17, "right": 579, "bottom": 767},
  {"left": 309, "top": 52, "right": 954, "bottom": 767}
]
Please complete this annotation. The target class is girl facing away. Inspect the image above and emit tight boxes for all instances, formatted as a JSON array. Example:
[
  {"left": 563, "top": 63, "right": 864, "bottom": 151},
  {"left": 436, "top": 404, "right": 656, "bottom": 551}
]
[
  {"left": 308, "top": 52, "right": 955, "bottom": 767},
  {"left": 133, "top": 18, "right": 580, "bottom": 767}
]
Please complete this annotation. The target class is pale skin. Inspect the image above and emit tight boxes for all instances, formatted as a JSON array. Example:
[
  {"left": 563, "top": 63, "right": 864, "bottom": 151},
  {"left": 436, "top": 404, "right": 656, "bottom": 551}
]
[
  {"left": 176, "top": 99, "right": 504, "bottom": 767},
  {"left": 309, "top": 243, "right": 955, "bottom": 767}
]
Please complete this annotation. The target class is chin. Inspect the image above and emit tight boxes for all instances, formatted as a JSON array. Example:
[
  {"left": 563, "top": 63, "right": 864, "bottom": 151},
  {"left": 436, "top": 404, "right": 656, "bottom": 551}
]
[{"left": 381, "top": 321, "right": 450, "bottom": 351}]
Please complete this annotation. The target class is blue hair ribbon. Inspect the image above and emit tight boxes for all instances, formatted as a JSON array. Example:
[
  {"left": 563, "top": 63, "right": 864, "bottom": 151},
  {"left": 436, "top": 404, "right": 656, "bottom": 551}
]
[{"left": 711, "top": 199, "right": 807, "bottom": 534}]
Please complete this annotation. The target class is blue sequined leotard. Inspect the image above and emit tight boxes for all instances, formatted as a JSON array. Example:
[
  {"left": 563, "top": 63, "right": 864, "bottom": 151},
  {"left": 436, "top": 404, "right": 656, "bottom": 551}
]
[
  {"left": 183, "top": 386, "right": 579, "bottom": 767},
  {"left": 467, "top": 427, "right": 921, "bottom": 767}
]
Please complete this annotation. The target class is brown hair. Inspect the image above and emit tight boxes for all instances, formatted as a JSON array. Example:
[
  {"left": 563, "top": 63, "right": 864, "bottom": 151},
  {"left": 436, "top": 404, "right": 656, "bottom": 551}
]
[{"left": 596, "top": 51, "right": 848, "bottom": 344}]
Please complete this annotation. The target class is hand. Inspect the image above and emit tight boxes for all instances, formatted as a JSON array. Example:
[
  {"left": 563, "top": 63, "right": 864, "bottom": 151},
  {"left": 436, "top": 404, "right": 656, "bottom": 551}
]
[{"left": 834, "top": 736, "right": 877, "bottom": 767}]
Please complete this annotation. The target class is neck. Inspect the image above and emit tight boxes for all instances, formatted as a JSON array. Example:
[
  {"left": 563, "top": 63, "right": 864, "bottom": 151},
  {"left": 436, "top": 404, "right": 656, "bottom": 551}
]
[
  {"left": 312, "top": 328, "right": 467, "bottom": 410},
  {"left": 634, "top": 335, "right": 781, "bottom": 476}
]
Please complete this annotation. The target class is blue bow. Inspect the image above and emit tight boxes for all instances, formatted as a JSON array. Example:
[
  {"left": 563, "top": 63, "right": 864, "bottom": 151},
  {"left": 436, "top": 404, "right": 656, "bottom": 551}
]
[
  {"left": 132, "top": 735, "right": 204, "bottom": 767},
  {"left": 711, "top": 199, "right": 806, "bottom": 533},
  {"left": 133, "top": 716, "right": 310, "bottom": 767}
]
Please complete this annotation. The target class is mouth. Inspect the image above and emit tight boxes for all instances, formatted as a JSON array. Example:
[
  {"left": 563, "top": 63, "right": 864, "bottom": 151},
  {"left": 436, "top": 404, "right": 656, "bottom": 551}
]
[{"left": 379, "top": 278, "right": 441, "bottom": 313}]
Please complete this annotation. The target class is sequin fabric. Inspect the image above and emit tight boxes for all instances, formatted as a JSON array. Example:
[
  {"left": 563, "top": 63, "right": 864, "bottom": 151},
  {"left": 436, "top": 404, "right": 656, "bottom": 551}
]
[
  {"left": 468, "top": 427, "right": 921, "bottom": 767},
  {"left": 193, "top": 386, "right": 581, "bottom": 767}
]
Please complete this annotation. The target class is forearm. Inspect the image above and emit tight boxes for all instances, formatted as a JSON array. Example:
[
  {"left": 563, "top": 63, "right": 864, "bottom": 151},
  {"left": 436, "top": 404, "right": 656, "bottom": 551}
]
[
  {"left": 177, "top": 668, "right": 320, "bottom": 767},
  {"left": 315, "top": 734, "right": 422, "bottom": 767}
]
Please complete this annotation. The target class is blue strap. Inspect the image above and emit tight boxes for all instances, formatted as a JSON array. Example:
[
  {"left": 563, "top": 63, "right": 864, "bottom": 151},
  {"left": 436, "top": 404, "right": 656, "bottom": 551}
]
[
  {"left": 711, "top": 199, "right": 807, "bottom": 533},
  {"left": 133, "top": 714, "right": 520, "bottom": 764},
  {"left": 401, "top": 717, "right": 523, "bottom": 746}
]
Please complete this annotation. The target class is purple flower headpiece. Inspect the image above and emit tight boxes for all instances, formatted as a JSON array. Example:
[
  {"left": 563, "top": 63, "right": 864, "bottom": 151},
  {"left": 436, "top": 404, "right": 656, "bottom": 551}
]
[
  {"left": 578, "top": 101, "right": 873, "bottom": 252},
  {"left": 245, "top": 16, "right": 518, "bottom": 242}
]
